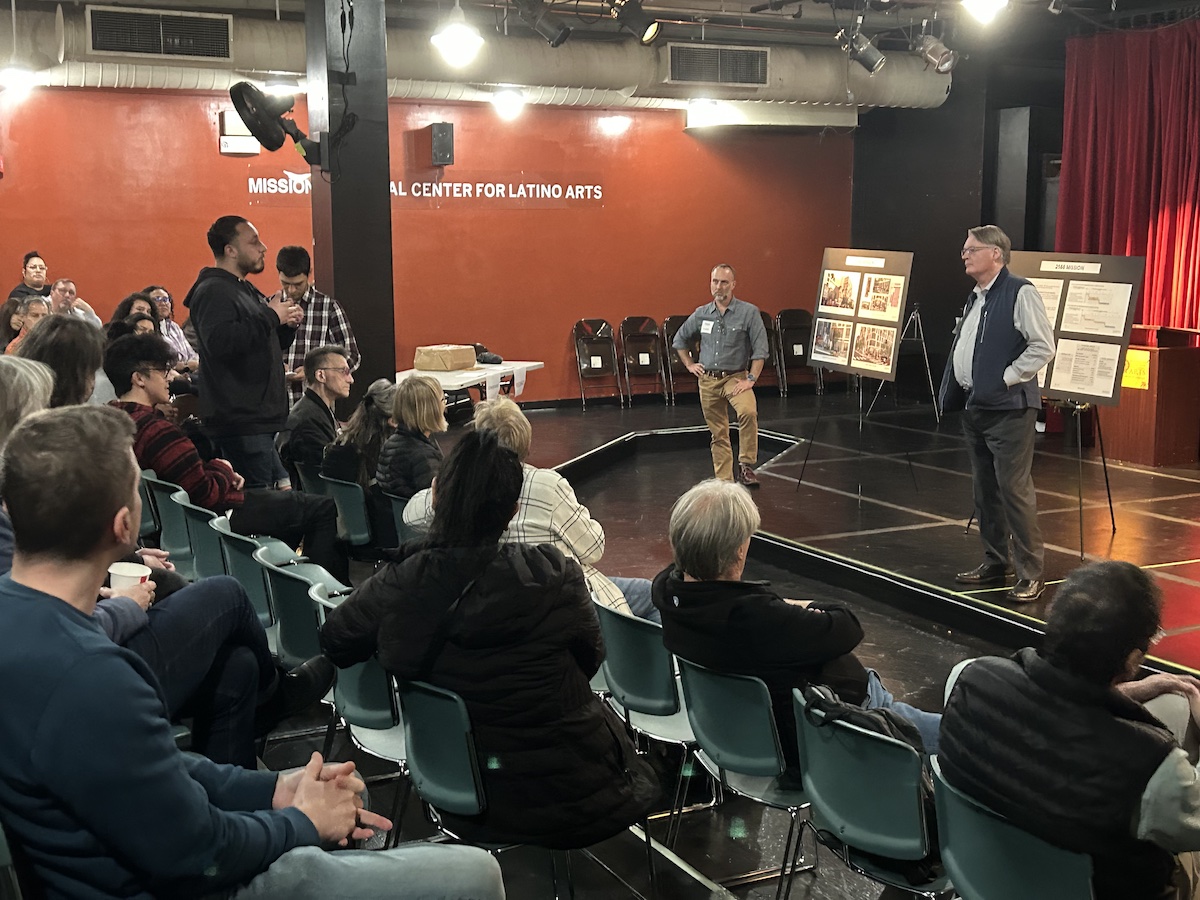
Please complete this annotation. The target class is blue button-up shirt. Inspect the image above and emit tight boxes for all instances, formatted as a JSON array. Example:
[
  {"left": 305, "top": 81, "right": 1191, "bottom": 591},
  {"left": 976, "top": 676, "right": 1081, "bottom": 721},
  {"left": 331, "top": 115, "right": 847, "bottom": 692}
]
[{"left": 673, "top": 297, "right": 770, "bottom": 371}]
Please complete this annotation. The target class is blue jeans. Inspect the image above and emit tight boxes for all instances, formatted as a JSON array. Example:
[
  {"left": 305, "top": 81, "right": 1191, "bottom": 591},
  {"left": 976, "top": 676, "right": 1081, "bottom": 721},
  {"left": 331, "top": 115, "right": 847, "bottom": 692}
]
[
  {"left": 216, "top": 433, "right": 290, "bottom": 490},
  {"left": 609, "top": 576, "right": 661, "bottom": 625},
  {"left": 864, "top": 669, "right": 942, "bottom": 756},
  {"left": 227, "top": 843, "right": 505, "bottom": 899}
]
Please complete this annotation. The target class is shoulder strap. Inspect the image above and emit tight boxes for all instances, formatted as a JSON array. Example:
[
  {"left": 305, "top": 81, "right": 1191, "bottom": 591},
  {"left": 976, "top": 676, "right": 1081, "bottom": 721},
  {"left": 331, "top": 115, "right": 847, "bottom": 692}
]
[{"left": 413, "top": 553, "right": 495, "bottom": 680}]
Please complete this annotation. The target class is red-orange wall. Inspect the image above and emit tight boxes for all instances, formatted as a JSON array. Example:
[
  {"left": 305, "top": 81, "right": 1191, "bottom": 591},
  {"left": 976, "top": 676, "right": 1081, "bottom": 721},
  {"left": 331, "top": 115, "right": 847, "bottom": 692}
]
[{"left": 0, "top": 88, "right": 851, "bottom": 402}]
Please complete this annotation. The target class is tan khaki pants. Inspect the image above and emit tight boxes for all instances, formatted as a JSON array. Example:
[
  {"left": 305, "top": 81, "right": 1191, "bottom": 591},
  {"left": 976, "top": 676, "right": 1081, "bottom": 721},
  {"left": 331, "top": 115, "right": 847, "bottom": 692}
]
[{"left": 698, "top": 372, "right": 759, "bottom": 481}]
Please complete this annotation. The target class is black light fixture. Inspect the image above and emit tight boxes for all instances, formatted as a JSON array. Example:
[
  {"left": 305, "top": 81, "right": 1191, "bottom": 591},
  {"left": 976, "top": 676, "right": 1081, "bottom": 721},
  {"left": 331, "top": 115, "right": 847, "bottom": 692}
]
[
  {"left": 606, "top": 0, "right": 661, "bottom": 45},
  {"left": 837, "top": 26, "right": 885, "bottom": 75},
  {"left": 913, "top": 33, "right": 959, "bottom": 72},
  {"left": 513, "top": 0, "right": 572, "bottom": 47},
  {"left": 229, "top": 81, "right": 324, "bottom": 165}
]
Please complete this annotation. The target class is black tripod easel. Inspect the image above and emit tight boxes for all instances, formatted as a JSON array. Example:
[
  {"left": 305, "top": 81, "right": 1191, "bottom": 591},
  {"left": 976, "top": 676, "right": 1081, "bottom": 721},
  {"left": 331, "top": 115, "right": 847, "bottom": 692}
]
[
  {"left": 865, "top": 302, "right": 942, "bottom": 424},
  {"left": 1064, "top": 399, "right": 1117, "bottom": 560}
]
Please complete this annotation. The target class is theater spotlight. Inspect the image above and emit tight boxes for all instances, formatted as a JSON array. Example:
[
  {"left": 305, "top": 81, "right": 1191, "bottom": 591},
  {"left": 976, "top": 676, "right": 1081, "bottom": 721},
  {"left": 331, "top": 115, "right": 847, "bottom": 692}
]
[
  {"left": 431, "top": 0, "right": 485, "bottom": 68},
  {"left": 605, "top": 0, "right": 661, "bottom": 45},
  {"left": 837, "top": 28, "right": 886, "bottom": 75},
  {"left": 914, "top": 34, "right": 959, "bottom": 73},
  {"left": 513, "top": 0, "right": 572, "bottom": 47},
  {"left": 229, "top": 80, "right": 322, "bottom": 164},
  {"left": 961, "top": 0, "right": 1008, "bottom": 24}
]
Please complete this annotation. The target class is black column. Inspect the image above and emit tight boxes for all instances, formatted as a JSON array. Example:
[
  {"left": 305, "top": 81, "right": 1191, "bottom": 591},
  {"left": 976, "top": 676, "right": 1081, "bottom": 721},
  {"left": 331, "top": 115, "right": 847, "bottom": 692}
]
[{"left": 305, "top": 0, "right": 395, "bottom": 407}]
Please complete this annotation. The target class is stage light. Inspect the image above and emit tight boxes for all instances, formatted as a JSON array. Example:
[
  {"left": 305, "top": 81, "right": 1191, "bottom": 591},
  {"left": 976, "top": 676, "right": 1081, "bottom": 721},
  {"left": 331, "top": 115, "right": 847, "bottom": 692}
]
[
  {"left": 913, "top": 34, "right": 959, "bottom": 72},
  {"left": 0, "top": 64, "right": 37, "bottom": 98},
  {"left": 431, "top": 0, "right": 485, "bottom": 68},
  {"left": 837, "top": 28, "right": 886, "bottom": 75},
  {"left": 962, "top": 0, "right": 1008, "bottom": 24},
  {"left": 605, "top": 0, "right": 661, "bottom": 45},
  {"left": 491, "top": 88, "right": 526, "bottom": 120},
  {"left": 513, "top": 0, "right": 572, "bottom": 47}
]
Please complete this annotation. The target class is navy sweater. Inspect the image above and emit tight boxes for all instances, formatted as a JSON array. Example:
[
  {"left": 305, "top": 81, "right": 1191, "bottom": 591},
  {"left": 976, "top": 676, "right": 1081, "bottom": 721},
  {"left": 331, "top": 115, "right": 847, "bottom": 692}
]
[{"left": 0, "top": 575, "right": 317, "bottom": 898}]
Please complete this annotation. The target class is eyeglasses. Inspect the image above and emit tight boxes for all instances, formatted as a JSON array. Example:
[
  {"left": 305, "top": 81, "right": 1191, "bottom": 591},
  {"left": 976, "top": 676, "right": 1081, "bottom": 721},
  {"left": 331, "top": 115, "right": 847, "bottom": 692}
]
[
  {"left": 137, "top": 366, "right": 171, "bottom": 378},
  {"left": 318, "top": 366, "right": 353, "bottom": 377},
  {"left": 960, "top": 246, "right": 993, "bottom": 258}
]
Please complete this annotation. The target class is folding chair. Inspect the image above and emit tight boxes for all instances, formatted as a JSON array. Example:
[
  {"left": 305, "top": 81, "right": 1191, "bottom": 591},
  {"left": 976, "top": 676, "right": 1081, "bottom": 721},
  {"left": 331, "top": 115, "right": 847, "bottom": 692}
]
[
  {"left": 794, "top": 689, "right": 951, "bottom": 896},
  {"left": 776, "top": 308, "right": 821, "bottom": 396},
  {"left": 662, "top": 314, "right": 699, "bottom": 405},
  {"left": 618, "top": 316, "right": 668, "bottom": 404},
  {"left": 758, "top": 309, "right": 781, "bottom": 390},
  {"left": 931, "top": 757, "right": 1093, "bottom": 900},
  {"left": 140, "top": 473, "right": 195, "bottom": 581},
  {"left": 572, "top": 318, "right": 623, "bottom": 410}
]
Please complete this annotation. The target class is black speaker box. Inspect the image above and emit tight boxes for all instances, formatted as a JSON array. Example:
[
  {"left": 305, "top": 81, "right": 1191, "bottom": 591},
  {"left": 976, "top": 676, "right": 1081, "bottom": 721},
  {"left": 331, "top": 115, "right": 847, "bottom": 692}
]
[{"left": 431, "top": 122, "right": 454, "bottom": 166}]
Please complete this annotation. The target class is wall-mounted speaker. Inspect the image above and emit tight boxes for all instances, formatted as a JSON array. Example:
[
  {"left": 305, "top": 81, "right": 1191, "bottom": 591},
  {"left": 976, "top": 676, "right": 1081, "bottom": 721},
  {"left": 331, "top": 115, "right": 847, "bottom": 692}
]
[{"left": 431, "top": 122, "right": 454, "bottom": 166}]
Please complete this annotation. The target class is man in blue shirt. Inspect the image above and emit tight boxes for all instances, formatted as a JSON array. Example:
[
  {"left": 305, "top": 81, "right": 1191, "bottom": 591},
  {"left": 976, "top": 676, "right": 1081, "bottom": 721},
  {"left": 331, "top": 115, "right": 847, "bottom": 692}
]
[
  {"left": 673, "top": 264, "right": 771, "bottom": 487},
  {"left": 0, "top": 405, "right": 505, "bottom": 900}
]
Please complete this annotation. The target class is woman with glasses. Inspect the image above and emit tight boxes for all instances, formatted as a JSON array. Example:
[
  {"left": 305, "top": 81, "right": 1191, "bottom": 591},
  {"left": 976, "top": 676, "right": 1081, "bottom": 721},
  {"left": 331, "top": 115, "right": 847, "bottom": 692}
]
[{"left": 143, "top": 285, "right": 199, "bottom": 374}]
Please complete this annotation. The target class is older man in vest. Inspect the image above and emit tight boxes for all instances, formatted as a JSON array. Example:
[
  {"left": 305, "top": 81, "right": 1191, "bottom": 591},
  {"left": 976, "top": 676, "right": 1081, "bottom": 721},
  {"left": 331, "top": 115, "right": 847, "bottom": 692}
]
[{"left": 939, "top": 225, "right": 1055, "bottom": 603}]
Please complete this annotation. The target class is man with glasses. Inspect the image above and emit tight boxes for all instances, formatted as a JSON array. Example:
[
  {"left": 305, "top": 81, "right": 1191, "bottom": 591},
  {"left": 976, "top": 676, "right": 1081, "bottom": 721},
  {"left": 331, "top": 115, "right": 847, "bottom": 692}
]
[
  {"left": 278, "top": 345, "right": 353, "bottom": 488},
  {"left": 939, "top": 225, "right": 1055, "bottom": 603},
  {"left": 8, "top": 250, "right": 51, "bottom": 299},
  {"left": 48, "top": 278, "right": 102, "bottom": 327}
]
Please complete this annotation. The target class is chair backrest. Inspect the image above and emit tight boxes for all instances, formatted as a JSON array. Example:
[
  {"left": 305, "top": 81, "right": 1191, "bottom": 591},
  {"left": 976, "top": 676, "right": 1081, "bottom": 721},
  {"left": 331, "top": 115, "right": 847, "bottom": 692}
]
[
  {"left": 594, "top": 604, "right": 680, "bottom": 717},
  {"left": 141, "top": 473, "right": 192, "bottom": 562},
  {"left": 211, "top": 516, "right": 275, "bottom": 626},
  {"left": 758, "top": 310, "right": 778, "bottom": 371},
  {"left": 662, "top": 315, "right": 698, "bottom": 376},
  {"left": 930, "top": 756, "right": 1094, "bottom": 900},
  {"left": 776, "top": 308, "right": 814, "bottom": 368},
  {"left": 254, "top": 547, "right": 323, "bottom": 668},
  {"left": 573, "top": 318, "right": 619, "bottom": 379},
  {"left": 295, "top": 462, "right": 328, "bottom": 496},
  {"left": 310, "top": 583, "right": 398, "bottom": 730},
  {"left": 320, "top": 475, "right": 373, "bottom": 546},
  {"left": 396, "top": 679, "right": 486, "bottom": 817},
  {"left": 138, "top": 470, "right": 159, "bottom": 539},
  {"left": 676, "top": 657, "right": 785, "bottom": 778},
  {"left": 173, "top": 490, "right": 225, "bottom": 580},
  {"left": 794, "top": 689, "right": 929, "bottom": 860},
  {"left": 384, "top": 493, "right": 421, "bottom": 545},
  {"left": 619, "top": 316, "right": 663, "bottom": 373}
]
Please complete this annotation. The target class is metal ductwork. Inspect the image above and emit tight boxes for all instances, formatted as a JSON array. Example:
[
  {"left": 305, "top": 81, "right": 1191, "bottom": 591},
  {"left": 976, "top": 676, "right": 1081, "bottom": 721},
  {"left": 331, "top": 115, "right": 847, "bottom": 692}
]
[{"left": 7, "top": 7, "right": 952, "bottom": 116}]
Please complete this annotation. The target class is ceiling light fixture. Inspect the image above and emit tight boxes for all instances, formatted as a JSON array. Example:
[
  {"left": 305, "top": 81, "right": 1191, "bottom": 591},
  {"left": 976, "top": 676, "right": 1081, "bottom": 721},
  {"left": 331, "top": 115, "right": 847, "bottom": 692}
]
[
  {"left": 837, "top": 26, "right": 885, "bottom": 75},
  {"left": 431, "top": 0, "right": 485, "bottom": 68},
  {"left": 491, "top": 88, "right": 526, "bottom": 121},
  {"left": 597, "top": 114, "right": 632, "bottom": 136},
  {"left": 961, "top": 0, "right": 1009, "bottom": 24},
  {"left": 1, "top": 0, "right": 38, "bottom": 100},
  {"left": 913, "top": 33, "right": 959, "bottom": 73},
  {"left": 263, "top": 76, "right": 305, "bottom": 97},
  {"left": 605, "top": 0, "right": 661, "bottom": 45},
  {"left": 512, "top": 0, "right": 572, "bottom": 47}
]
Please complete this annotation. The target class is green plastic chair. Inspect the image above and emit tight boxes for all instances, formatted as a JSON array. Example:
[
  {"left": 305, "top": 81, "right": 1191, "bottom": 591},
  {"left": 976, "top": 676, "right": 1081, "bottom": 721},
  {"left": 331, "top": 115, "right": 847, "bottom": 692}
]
[
  {"left": 295, "top": 462, "right": 329, "bottom": 496},
  {"left": 138, "top": 470, "right": 159, "bottom": 539},
  {"left": 793, "top": 689, "right": 951, "bottom": 896},
  {"left": 209, "top": 516, "right": 299, "bottom": 628},
  {"left": 931, "top": 757, "right": 1093, "bottom": 900},
  {"left": 140, "top": 473, "right": 194, "bottom": 581},
  {"left": 320, "top": 474, "right": 374, "bottom": 547},
  {"left": 396, "top": 679, "right": 486, "bottom": 820},
  {"left": 252, "top": 546, "right": 350, "bottom": 669},
  {"left": 677, "top": 657, "right": 813, "bottom": 900},
  {"left": 172, "top": 490, "right": 225, "bottom": 580},
  {"left": 384, "top": 492, "right": 422, "bottom": 545}
]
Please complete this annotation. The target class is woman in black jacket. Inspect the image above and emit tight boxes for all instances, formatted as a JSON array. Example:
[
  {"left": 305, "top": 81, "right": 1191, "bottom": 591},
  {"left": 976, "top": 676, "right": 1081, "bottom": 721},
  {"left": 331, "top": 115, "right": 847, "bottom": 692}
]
[
  {"left": 321, "top": 430, "right": 659, "bottom": 848},
  {"left": 375, "top": 374, "right": 446, "bottom": 500}
]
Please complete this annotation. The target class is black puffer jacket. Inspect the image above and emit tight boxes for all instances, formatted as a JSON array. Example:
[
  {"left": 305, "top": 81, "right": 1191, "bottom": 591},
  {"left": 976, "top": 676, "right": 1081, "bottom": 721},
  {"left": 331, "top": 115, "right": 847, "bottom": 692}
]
[
  {"left": 375, "top": 427, "right": 442, "bottom": 500},
  {"left": 320, "top": 542, "right": 660, "bottom": 848}
]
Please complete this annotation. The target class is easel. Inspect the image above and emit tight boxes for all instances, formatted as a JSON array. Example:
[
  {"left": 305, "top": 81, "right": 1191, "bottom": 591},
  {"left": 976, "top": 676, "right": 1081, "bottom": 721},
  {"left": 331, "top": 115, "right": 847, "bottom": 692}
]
[{"left": 865, "top": 302, "right": 942, "bottom": 424}]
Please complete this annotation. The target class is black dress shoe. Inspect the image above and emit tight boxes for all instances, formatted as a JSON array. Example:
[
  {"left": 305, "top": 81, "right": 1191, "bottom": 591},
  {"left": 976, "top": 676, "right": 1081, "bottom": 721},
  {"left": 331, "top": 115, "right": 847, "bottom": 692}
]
[
  {"left": 255, "top": 655, "right": 336, "bottom": 736},
  {"left": 1008, "top": 579, "right": 1046, "bottom": 603},
  {"left": 955, "top": 563, "right": 1016, "bottom": 586}
]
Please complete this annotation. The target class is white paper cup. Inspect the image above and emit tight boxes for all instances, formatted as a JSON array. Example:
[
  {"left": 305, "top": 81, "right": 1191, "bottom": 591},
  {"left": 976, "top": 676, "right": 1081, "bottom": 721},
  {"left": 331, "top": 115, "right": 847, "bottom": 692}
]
[{"left": 108, "top": 562, "right": 152, "bottom": 592}]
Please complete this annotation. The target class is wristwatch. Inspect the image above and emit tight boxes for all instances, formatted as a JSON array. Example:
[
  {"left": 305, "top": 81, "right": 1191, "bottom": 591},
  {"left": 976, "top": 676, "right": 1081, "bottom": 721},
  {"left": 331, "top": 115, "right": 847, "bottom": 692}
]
[{"left": 746, "top": 373, "right": 756, "bottom": 382}]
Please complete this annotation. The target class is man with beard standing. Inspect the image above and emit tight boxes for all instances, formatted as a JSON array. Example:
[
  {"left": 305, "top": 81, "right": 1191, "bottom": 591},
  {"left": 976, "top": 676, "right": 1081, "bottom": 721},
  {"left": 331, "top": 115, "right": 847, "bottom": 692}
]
[{"left": 184, "top": 217, "right": 305, "bottom": 489}]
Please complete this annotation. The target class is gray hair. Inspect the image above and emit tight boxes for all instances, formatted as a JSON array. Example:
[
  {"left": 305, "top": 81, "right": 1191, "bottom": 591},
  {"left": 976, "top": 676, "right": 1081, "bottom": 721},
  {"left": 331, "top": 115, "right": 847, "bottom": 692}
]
[
  {"left": 669, "top": 478, "right": 761, "bottom": 581},
  {"left": 17, "top": 295, "right": 49, "bottom": 315},
  {"left": 967, "top": 225, "right": 1012, "bottom": 265},
  {"left": 711, "top": 263, "right": 737, "bottom": 280},
  {"left": 0, "top": 356, "right": 55, "bottom": 448}
]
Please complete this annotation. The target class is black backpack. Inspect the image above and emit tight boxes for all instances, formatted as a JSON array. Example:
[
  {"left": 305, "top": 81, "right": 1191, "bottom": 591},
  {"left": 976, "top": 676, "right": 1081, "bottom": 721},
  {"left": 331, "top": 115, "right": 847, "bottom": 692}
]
[{"left": 801, "top": 683, "right": 942, "bottom": 885}]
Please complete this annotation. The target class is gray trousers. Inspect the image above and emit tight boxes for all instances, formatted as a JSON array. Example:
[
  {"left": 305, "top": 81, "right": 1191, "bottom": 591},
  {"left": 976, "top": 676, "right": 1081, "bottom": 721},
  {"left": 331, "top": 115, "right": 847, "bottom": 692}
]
[{"left": 962, "top": 406, "right": 1044, "bottom": 581}]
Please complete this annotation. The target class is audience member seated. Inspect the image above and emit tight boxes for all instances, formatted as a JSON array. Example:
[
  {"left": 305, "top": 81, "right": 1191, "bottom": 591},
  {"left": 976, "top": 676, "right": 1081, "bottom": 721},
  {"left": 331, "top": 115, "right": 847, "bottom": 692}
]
[
  {"left": 405, "top": 397, "right": 658, "bottom": 622},
  {"left": 0, "top": 355, "right": 334, "bottom": 768},
  {"left": 8, "top": 250, "right": 50, "bottom": 299},
  {"left": 940, "top": 560, "right": 1200, "bottom": 900},
  {"left": 322, "top": 377, "right": 398, "bottom": 546},
  {"left": 278, "top": 345, "right": 352, "bottom": 489},
  {"left": 0, "top": 403, "right": 506, "bottom": 900},
  {"left": 3, "top": 295, "right": 49, "bottom": 355},
  {"left": 376, "top": 374, "right": 446, "bottom": 501},
  {"left": 1, "top": 295, "right": 24, "bottom": 349},
  {"left": 145, "top": 284, "right": 199, "bottom": 373},
  {"left": 322, "top": 430, "right": 660, "bottom": 848},
  {"left": 652, "top": 478, "right": 941, "bottom": 773},
  {"left": 108, "top": 290, "right": 161, "bottom": 330},
  {"left": 15, "top": 311, "right": 105, "bottom": 407},
  {"left": 105, "top": 333, "right": 350, "bottom": 583},
  {"left": 48, "top": 278, "right": 101, "bottom": 326}
]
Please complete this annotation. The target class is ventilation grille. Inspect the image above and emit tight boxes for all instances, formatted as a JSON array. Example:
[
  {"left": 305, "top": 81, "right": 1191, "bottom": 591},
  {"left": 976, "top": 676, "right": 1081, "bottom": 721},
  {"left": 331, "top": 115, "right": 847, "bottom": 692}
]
[
  {"left": 668, "top": 44, "right": 769, "bottom": 86},
  {"left": 87, "top": 6, "right": 232, "bottom": 60}
]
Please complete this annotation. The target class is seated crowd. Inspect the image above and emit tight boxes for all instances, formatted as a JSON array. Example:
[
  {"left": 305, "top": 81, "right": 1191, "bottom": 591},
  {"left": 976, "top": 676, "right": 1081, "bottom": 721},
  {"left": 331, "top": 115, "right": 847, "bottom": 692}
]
[{"left": 5, "top": 244, "right": 1200, "bottom": 900}]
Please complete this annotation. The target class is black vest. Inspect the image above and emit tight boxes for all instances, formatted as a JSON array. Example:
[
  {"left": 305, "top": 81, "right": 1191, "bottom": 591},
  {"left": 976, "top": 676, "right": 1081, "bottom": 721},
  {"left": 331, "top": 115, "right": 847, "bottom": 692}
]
[
  {"left": 938, "top": 267, "right": 1041, "bottom": 413},
  {"left": 939, "top": 649, "right": 1179, "bottom": 900}
]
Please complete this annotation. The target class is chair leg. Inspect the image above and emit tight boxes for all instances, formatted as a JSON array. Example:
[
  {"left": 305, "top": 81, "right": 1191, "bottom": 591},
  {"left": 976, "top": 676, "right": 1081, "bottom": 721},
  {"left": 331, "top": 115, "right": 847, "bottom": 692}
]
[
  {"left": 643, "top": 817, "right": 658, "bottom": 899},
  {"left": 385, "top": 778, "right": 412, "bottom": 850},
  {"left": 773, "top": 812, "right": 798, "bottom": 900},
  {"left": 665, "top": 751, "right": 691, "bottom": 848},
  {"left": 320, "top": 707, "right": 340, "bottom": 759}
]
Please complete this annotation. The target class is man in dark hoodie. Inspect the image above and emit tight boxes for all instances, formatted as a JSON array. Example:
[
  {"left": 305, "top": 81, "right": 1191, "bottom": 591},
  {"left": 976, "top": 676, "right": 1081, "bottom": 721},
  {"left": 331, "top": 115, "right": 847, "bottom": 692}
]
[
  {"left": 183, "top": 216, "right": 304, "bottom": 489},
  {"left": 651, "top": 478, "right": 941, "bottom": 770}
]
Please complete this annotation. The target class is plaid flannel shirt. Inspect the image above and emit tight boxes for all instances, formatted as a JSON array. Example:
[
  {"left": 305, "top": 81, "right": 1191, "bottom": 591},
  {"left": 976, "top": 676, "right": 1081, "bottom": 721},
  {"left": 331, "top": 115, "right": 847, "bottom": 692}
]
[{"left": 272, "top": 286, "right": 360, "bottom": 403}]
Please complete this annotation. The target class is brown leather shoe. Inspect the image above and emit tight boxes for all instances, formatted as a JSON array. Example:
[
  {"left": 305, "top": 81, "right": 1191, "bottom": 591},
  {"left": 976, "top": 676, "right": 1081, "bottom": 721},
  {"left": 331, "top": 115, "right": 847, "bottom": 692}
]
[
  {"left": 738, "top": 465, "right": 760, "bottom": 488},
  {"left": 1008, "top": 579, "right": 1046, "bottom": 603},
  {"left": 955, "top": 563, "right": 1016, "bottom": 586}
]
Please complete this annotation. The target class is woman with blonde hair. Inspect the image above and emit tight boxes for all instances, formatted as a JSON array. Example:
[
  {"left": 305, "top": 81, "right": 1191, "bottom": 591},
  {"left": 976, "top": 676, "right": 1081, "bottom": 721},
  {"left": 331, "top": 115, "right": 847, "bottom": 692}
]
[{"left": 376, "top": 374, "right": 447, "bottom": 501}]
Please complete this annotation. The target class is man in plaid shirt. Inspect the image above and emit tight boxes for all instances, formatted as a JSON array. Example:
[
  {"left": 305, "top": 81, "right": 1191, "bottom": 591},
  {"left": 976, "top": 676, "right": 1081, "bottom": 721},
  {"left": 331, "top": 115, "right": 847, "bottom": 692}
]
[{"left": 272, "top": 246, "right": 360, "bottom": 406}]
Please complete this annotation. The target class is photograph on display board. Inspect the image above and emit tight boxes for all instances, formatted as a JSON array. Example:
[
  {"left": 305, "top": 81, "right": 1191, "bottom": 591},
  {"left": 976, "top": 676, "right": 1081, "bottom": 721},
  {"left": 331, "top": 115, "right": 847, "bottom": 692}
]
[
  {"left": 857, "top": 274, "right": 905, "bottom": 322},
  {"left": 817, "top": 270, "right": 861, "bottom": 314},
  {"left": 811, "top": 317, "right": 854, "bottom": 366},
  {"left": 851, "top": 324, "right": 897, "bottom": 374}
]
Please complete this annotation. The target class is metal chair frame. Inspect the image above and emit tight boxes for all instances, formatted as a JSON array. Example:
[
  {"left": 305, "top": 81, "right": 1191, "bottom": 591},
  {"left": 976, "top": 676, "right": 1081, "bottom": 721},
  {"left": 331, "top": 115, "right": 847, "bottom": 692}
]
[
  {"left": 661, "top": 315, "right": 698, "bottom": 406},
  {"left": 618, "top": 316, "right": 668, "bottom": 405},
  {"left": 775, "top": 308, "right": 822, "bottom": 396},
  {"left": 572, "top": 318, "right": 624, "bottom": 410}
]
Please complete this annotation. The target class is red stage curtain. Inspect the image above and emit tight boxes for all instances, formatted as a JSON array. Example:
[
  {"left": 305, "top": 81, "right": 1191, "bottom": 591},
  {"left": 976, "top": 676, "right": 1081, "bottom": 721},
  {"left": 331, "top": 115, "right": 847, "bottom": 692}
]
[{"left": 1058, "top": 21, "right": 1200, "bottom": 328}]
